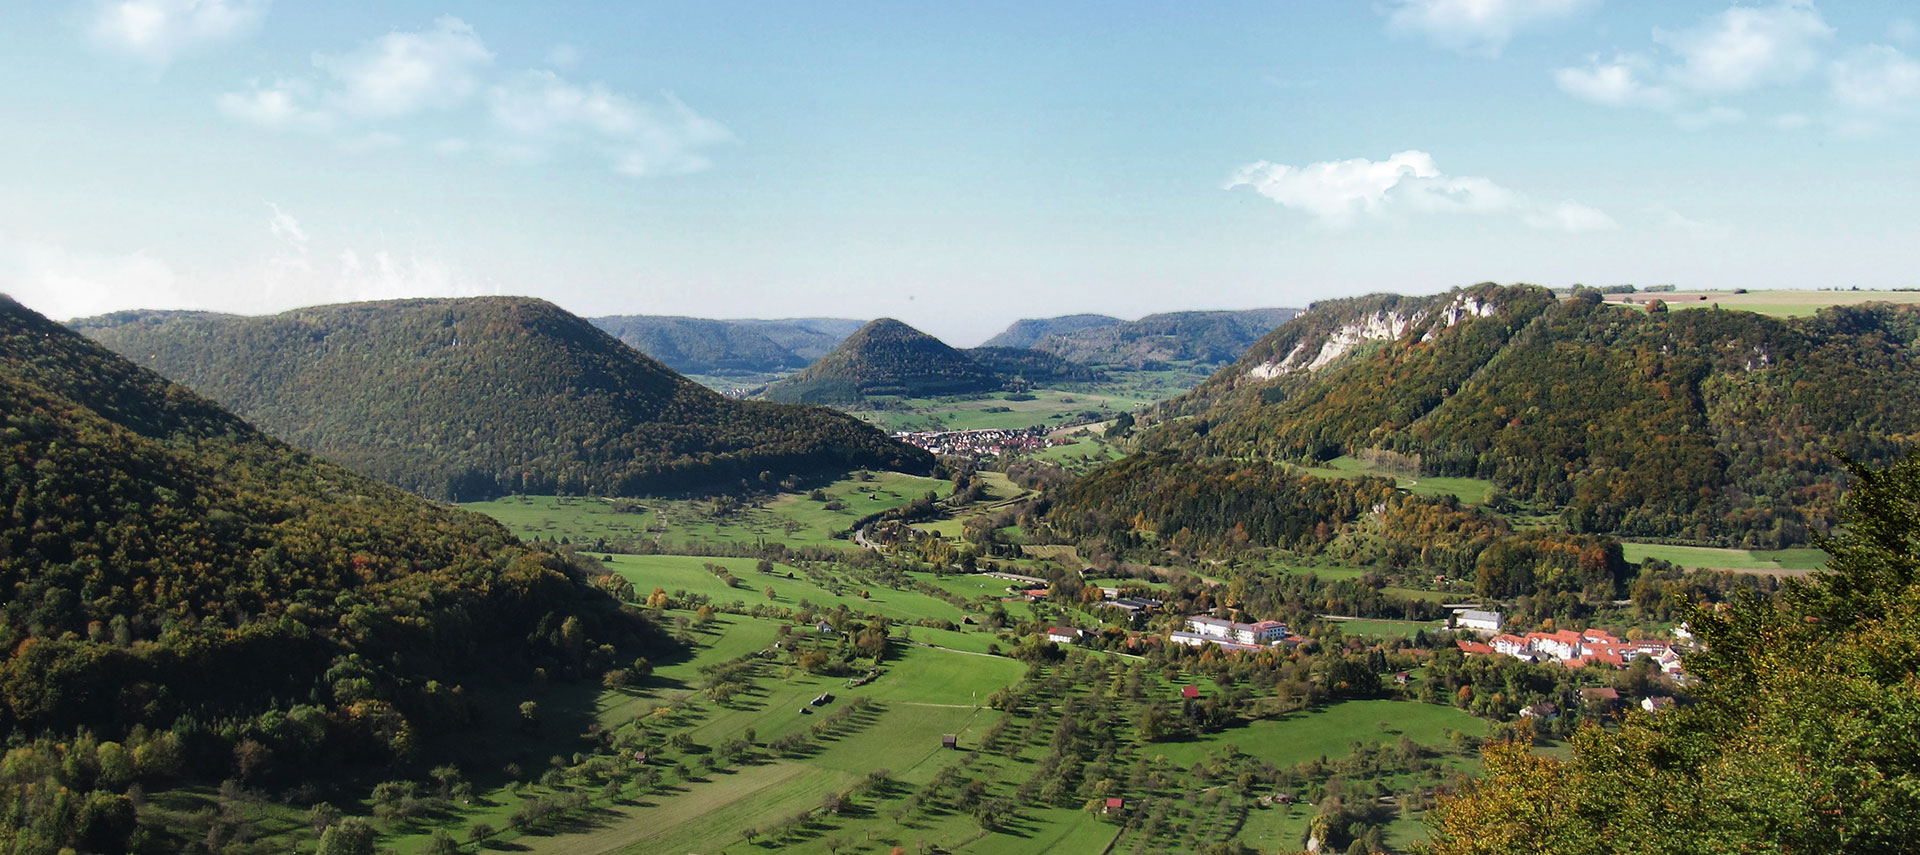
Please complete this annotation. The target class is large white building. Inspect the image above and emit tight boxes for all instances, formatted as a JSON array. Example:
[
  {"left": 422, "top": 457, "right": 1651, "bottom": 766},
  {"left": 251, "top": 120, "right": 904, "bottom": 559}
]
[
  {"left": 1456, "top": 609, "right": 1503, "bottom": 633},
  {"left": 1181, "top": 616, "right": 1290, "bottom": 648}
]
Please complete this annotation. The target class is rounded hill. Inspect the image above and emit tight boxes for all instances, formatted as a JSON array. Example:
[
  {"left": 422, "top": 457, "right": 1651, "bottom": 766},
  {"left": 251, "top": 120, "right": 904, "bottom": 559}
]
[{"left": 76, "top": 297, "right": 932, "bottom": 500}]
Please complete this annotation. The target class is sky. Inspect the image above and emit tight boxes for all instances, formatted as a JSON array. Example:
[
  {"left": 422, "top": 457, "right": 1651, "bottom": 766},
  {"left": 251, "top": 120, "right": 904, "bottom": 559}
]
[{"left": 2, "top": 1, "right": 1917, "bottom": 345}]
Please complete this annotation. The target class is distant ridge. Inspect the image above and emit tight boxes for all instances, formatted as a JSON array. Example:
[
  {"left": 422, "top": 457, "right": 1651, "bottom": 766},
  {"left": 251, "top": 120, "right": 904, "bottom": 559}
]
[
  {"left": 980, "top": 314, "right": 1121, "bottom": 349},
  {"left": 727, "top": 317, "right": 867, "bottom": 362},
  {"left": 590, "top": 315, "right": 808, "bottom": 374},
  {"left": 1020, "top": 308, "right": 1298, "bottom": 367},
  {"left": 76, "top": 297, "right": 932, "bottom": 500}
]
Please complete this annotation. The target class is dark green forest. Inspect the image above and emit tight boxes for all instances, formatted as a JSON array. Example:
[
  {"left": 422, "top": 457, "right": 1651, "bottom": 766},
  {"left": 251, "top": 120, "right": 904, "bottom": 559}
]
[
  {"left": 2, "top": 296, "right": 671, "bottom": 853},
  {"left": 1145, "top": 284, "right": 1920, "bottom": 547},
  {"left": 759, "top": 318, "right": 1004, "bottom": 404},
  {"left": 74, "top": 298, "right": 931, "bottom": 501},
  {"left": 587, "top": 315, "right": 807, "bottom": 374},
  {"left": 1022, "top": 308, "right": 1298, "bottom": 368}
]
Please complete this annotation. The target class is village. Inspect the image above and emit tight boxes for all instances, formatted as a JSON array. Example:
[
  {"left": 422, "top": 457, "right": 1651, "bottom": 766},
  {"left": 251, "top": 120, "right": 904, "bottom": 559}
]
[{"left": 891, "top": 426, "right": 1065, "bottom": 457}]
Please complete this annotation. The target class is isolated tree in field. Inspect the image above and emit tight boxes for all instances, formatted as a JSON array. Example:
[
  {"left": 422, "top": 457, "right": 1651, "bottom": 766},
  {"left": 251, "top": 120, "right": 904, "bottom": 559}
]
[{"left": 315, "top": 818, "right": 375, "bottom": 855}]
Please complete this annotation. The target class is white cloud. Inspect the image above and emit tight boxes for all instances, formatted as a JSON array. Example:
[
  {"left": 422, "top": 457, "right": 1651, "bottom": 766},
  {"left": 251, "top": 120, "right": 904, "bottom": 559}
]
[
  {"left": 1771, "top": 111, "right": 1812, "bottom": 129},
  {"left": 217, "top": 78, "right": 330, "bottom": 131},
  {"left": 1554, "top": 55, "right": 1676, "bottom": 109},
  {"left": 0, "top": 233, "right": 186, "bottom": 320},
  {"left": 1555, "top": 2, "right": 1830, "bottom": 128},
  {"left": 1654, "top": 0, "right": 1832, "bottom": 94},
  {"left": 489, "top": 71, "right": 734, "bottom": 176},
  {"left": 1225, "top": 150, "right": 1616, "bottom": 233},
  {"left": 89, "top": 0, "right": 266, "bottom": 66},
  {"left": 1830, "top": 44, "right": 1920, "bottom": 111},
  {"left": 431, "top": 137, "right": 471, "bottom": 156},
  {"left": 313, "top": 16, "right": 493, "bottom": 118},
  {"left": 1385, "top": 0, "right": 1599, "bottom": 57}
]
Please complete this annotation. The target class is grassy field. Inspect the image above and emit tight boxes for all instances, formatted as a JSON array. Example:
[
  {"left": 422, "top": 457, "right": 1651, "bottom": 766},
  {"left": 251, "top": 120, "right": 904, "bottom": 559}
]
[
  {"left": 1295, "top": 456, "right": 1494, "bottom": 504},
  {"left": 1621, "top": 542, "right": 1827, "bottom": 575},
  {"left": 463, "top": 471, "right": 947, "bottom": 551},
  {"left": 1603, "top": 289, "right": 1920, "bottom": 317},
  {"left": 609, "top": 554, "right": 972, "bottom": 625},
  {"left": 1328, "top": 618, "right": 1448, "bottom": 639}
]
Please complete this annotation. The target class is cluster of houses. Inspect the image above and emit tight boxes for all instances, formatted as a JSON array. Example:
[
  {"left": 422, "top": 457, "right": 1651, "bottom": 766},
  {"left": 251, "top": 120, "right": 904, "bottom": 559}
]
[
  {"left": 891, "top": 427, "right": 1063, "bottom": 457},
  {"left": 1169, "top": 615, "right": 1299, "bottom": 652},
  {"left": 1456, "top": 622, "right": 1684, "bottom": 675}
]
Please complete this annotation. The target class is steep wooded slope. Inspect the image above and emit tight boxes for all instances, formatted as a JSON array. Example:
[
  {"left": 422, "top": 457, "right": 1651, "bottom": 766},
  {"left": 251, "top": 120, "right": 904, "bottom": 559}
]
[
  {"left": 980, "top": 314, "right": 1122, "bottom": 349},
  {"left": 2, "top": 294, "right": 663, "bottom": 850},
  {"left": 1140, "top": 283, "right": 1920, "bottom": 546},
  {"left": 76, "top": 298, "right": 931, "bottom": 500}
]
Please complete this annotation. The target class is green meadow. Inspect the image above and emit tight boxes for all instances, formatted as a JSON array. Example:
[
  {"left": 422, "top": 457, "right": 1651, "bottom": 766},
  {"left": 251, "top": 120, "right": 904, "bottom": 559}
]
[{"left": 1621, "top": 542, "right": 1828, "bottom": 574}]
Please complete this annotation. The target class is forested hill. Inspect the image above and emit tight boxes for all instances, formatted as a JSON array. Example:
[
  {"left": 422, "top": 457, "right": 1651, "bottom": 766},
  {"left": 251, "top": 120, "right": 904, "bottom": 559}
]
[
  {"left": 726, "top": 317, "right": 866, "bottom": 361},
  {"left": 75, "top": 297, "right": 931, "bottom": 500},
  {"left": 1137, "top": 282, "right": 1920, "bottom": 547},
  {"left": 589, "top": 315, "right": 807, "bottom": 374},
  {"left": 759, "top": 318, "right": 1004, "bottom": 404},
  {"left": 979, "top": 313, "right": 1121, "bottom": 349},
  {"left": 1024, "top": 307, "right": 1298, "bottom": 367},
  {"left": 1, "top": 294, "right": 666, "bottom": 851}
]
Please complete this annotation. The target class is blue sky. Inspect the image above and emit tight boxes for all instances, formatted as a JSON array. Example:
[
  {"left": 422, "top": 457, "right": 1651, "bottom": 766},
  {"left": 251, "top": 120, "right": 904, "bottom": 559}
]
[{"left": 2, "top": 1, "right": 1917, "bottom": 343}]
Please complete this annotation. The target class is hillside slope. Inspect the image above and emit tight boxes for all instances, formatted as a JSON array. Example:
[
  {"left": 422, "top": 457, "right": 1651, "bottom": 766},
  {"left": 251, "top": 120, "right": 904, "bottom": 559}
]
[
  {"left": 980, "top": 313, "right": 1121, "bottom": 349},
  {"left": 76, "top": 298, "right": 931, "bottom": 500},
  {"left": 1029, "top": 308, "right": 1297, "bottom": 367},
  {"left": 727, "top": 317, "right": 867, "bottom": 361},
  {"left": 589, "top": 315, "right": 806, "bottom": 374},
  {"left": 1139, "top": 283, "right": 1920, "bottom": 546},
  {"left": 1, "top": 294, "right": 662, "bottom": 850},
  {"left": 759, "top": 318, "right": 1003, "bottom": 404}
]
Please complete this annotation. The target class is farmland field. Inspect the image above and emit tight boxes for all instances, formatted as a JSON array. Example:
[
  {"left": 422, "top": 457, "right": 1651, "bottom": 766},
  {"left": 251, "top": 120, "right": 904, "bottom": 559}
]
[
  {"left": 1602, "top": 288, "right": 1920, "bottom": 317},
  {"left": 464, "top": 471, "right": 947, "bottom": 550},
  {"left": 1621, "top": 542, "right": 1827, "bottom": 575}
]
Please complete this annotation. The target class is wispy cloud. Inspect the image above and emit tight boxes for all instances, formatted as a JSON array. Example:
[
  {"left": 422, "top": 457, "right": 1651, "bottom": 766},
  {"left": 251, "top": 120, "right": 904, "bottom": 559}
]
[
  {"left": 88, "top": 0, "right": 267, "bottom": 66},
  {"left": 215, "top": 17, "right": 728, "bottom": 177},
  {"left": 1385, "top": 0, "right": 1599, "bottom": 57},
  {"left": 1225, "top": 150, "right": 1616, "bottom": 233},
  {"left": 489, "top": 71, "right": 734, "bottom": 176},
  {"left": 312, "top": 16, "right": 494, "bottom": 118},
  {"left": 1548, "top": 1, "right": 1920, "bottom": 133}
]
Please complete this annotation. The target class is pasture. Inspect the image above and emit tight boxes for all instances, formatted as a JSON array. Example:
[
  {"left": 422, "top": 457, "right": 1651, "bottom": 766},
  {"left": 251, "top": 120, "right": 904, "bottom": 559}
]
[
  {"left": 1603, "top": 288, "right": 1920, "bottom": 318},
  {"left": 463, "top": 471, "right": 947, "bottom": 550},
  {"left": 1621, "top": 542, "right": 1827, "bottom": 575}
]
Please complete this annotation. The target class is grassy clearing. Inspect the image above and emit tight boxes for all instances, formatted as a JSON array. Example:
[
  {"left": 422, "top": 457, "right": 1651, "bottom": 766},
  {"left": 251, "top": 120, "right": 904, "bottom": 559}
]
[
  {"left": 609, "top": 554, "right": 969, "bottom": 625},
  {"left": 1602, "top": 289, "right": 1920, "bottom": 318},
  {"left": 1296, "top": 456, "right": 1494, "bottom": 504},
  {"left": 1145, "top": 700, "right": 1483, "bottom": 770},
  {"left": 1329, "top": 618, "right": 1447, "bottom": 639},
  {"left": 463, "top": 471, "right": 947, "bottom": 551},
  {"left": 1621, "top": 542, "right": 1827, "bottom": 574}
]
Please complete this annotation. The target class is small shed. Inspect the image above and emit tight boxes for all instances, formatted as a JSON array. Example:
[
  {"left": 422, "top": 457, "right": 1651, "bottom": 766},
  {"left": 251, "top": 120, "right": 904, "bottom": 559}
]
[
  {"left": 1181, "top": 685, "right": 1200, "bottom": 700},
  {"left": 1103, "top": 797, "right": 1125, "bottom": 815},
  {"left": 941, "top": 733, "right": 958, "bottom": 750}
]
